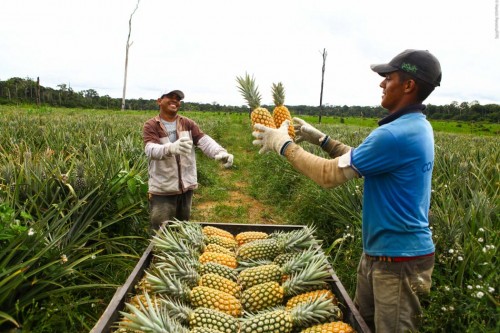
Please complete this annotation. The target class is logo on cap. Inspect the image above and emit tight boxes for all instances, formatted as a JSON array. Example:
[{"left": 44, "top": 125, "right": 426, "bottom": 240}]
[{"left": 401, "top": 62, "right": 418, "bottom": 74}]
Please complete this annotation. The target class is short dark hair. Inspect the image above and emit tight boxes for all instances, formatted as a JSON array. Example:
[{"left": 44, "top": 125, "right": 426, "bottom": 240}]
[{"left": 398, "top": 71, "right": 435, "bottom": 102}]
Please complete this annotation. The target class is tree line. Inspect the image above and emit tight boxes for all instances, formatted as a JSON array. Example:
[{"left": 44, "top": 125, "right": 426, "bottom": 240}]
[{"left": 1, "top": 77, "right": 498, "bottom": 123}]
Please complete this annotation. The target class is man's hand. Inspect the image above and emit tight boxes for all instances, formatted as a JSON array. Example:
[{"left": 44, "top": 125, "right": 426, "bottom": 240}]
[
  {"left": 252, "top": 120, "right": 292, "bottom": 155},
  {"left": 169, "top": 137, "right": 193, "bottom": 156},
  {"left": 293, "top": 117, "right": 326, "bottom": 145},
  {"left": 215, "top": 152, "right": 234, "bottom": 168}
]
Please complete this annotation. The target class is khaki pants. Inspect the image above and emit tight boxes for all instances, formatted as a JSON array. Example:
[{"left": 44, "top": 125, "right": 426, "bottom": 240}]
[
  {"left": 354, "top": 253, "right": 434, "bottom": 333},
  {"left": 149, "top": 191, "right": 193, "bottom": 230}
]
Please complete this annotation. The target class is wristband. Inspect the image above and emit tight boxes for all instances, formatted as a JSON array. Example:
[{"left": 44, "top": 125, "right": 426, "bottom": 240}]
[
  {"left": 320, "top": 135, "right": 330, "bottom": 148},
  {"left": 280, "top": 141, "right": 293, "bottom": 156}
]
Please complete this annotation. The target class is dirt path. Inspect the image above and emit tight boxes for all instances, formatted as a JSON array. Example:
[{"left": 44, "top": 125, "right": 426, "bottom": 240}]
[{"left": 191, "top": 169, "right": 285, "bottom": 225}]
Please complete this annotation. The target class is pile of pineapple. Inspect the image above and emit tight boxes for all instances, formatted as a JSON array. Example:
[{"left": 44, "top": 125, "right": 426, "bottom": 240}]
[{"left": 116, "top": 221, "right": 355, "bottom": 333}]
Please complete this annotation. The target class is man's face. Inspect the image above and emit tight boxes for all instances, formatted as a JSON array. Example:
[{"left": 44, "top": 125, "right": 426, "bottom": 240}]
[
  {"left": 379, "top": 71, "right": 407, "bottom": 112},
  {"left": 158, "top": 93, "right": 182, "bottom": 114}
]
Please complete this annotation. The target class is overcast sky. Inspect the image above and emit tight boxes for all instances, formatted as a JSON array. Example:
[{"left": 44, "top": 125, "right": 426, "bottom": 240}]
[{"left": 1, "top": 0, "right": 499, "bottom": 107}]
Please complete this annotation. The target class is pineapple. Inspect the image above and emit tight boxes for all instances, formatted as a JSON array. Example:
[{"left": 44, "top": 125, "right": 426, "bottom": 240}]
[
  {"left": 236, "top": 226, "right": 319, "bottom": 261},
  {"left": 286, "top": 289, "right": 338, "bottom": 310},
  {"left": 199, "top": 251, "right": 238, "bottom": 269},
  {"left": 155, "top": 253, "right": 238, "bottom": 282},
  {"left": 163, "top": 299, "right": 239, "bottom": 333},
  {"left": 118, "top": 292, "right": 189, "bottom": 333},
  {"left": 300, "top": 321, "right": 355, "bottom": 333},
  {"left": 74, "top": 162, "right": 86, "bottom": 192},
  {"left": 202, "top": 225, "right": 235, "bottom": 240},
  {"left": 272, "top": 82, "right": 295, "bottom": 138},
  {"left": 199, "top": 273, "right": 241, "bottom": 297},
  {"left": 240, "top": 294, "right": 339, "bottom": 333},
  {"left": 238, "top": 249, "right": 326, "bottom": 289},
  {"left": 241, "top": 256, "right": 332, "bottom": 312},
  {"left": 235, "top": 231, "right": 268, "bottom": 246},
  {"left": 204, "top": 243, "right": 236, "bottom": 256},
  {"left": 145, "top": 271, "right": 242, "bottom": 317},
  {"left": 236, "top": 73, "right": 276, "bottom": 130}
]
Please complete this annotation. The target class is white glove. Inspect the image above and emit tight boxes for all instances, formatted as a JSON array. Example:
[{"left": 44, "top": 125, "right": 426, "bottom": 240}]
[
  {"left": 169, "top": 137, "right": 193, "bottom": 156},
  {"left": 293, "top": 117, "right": 326, "bottom": 145},
  {"left": 252, "top": 120, "right": 292, "bottom": 155},
  {"left": 215, "top": 152, "right": 234, "bottom": 168}
]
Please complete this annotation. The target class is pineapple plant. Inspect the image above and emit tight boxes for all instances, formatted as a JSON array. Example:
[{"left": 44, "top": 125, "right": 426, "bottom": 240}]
[
  {"left": 300, "top": 321, "right": 355, "bottom": 333},
  {"left": 163, "top": 298, "right": 240, "bottom": 333},
  {"left": 236, "top": 73, "right": 276, "bottom": 130},
  {"left": 241, "top": 256, "right": 332, "bottom": 312},
  {"left": 240, "top": 294, "right": 340, "bottom": 333},
  {"left": 271, "top": 82, "right": 295, "bottom": 138},
  {"left": 74, "top": 162, "right": 86, "bottom": 192}
]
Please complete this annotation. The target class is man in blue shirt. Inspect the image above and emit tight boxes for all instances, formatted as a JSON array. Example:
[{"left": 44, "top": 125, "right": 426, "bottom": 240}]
[{"left": 252, "top": 49, "right": 441, "bottom": 332}]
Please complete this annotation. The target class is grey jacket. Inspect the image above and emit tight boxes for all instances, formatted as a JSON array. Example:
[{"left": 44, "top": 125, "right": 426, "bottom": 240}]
[{"left": 143, "top": 115, "right": 227, "bottom": 195}]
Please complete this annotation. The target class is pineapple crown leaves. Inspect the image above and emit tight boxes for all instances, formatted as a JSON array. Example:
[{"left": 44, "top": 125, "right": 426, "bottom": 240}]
[
  {"left": 145, "top": 268, "right": 191, "bottom": 301},
  {"left": 161, "top": 297, "right": 193, "bottom": 325},
  {"left": 272, "top": 226, "right": 320, "bottom": 253},
  {"left": 289, "top": 293, "right": 341, "bottom": 327},
  {"left": 271, "top": 82, "right": 285, "bottom": 107},
  {"left": 153, "top": 254, "right": 200, "bottom": 287},
  {"left": 152, "top": 227, "right": 199, "bottom": 258},
  {"left": 236, "top": 73, "right": 262, "bottom": 110},
  {"left": 120, "top": 293, "right": 189, "bottom": 333},
  {"left": 236, "top": 258, "right": 274, "bottom": 271},
  {"left": 280, "top": 247, "right": 325, "bottom": 275},
  {"left": 282, "top": 255, "right": 332, "bottom": 296}
]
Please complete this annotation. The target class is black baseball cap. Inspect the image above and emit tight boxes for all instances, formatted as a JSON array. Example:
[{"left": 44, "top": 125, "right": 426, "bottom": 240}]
[
  {"left": 161, "top": 90, "right": 185, "bottom": 100},
  {"left": 371, "top": 49, "right": 442, "bottom": 87}
]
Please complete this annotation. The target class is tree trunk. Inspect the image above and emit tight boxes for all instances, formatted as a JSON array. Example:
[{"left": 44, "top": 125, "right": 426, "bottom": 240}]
[
  {"left": 36, "top": 77, "right": 41, "bottom": 106},
  {"left": 319, "top": 48, "right": 327, "bottom": 124},
  {"left": 121, "top": 0, "right": 141, "bottom": 111}
]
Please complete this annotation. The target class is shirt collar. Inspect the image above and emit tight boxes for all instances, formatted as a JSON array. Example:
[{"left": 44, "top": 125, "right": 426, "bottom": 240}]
[{"left": 378, "top": 103, "right": 426, "bottom": 126}]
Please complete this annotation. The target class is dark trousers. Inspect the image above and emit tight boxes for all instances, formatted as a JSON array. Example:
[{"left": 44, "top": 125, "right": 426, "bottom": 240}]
[{"left": 149, "top": 190, "right": 193, "bottom": 230}]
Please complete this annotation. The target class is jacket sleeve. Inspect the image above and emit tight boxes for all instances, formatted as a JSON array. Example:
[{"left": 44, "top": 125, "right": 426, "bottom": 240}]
[
  {"left": 196, "top": 135, "right": 227, "bottom": 159},
  {"left": 143, "top": 120, "right": 173, "bottom": 159},
  {"left": 284, "top": 143, "right": 359, "bottom": 188}
]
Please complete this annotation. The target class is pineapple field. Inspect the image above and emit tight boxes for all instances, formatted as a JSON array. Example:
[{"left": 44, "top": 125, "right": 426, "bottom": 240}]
[{"left": 0, "top": 105, "right": 498, "bottom": 332}]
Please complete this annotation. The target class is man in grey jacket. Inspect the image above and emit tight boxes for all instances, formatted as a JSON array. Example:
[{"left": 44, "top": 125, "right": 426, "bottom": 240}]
[{"left": 143, "top": 89, "right": 234, "bottom": 230}]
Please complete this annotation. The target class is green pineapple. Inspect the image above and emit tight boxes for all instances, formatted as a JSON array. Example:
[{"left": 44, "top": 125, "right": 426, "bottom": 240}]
[
  {"left": 163, "top": 298, "right": 239, "bottom": 333},
  {"left": 240, "top": 294, "right": 340, "bottom": 333},
  {"left": 237, "top": 226, "right": 319, "bottom": 261},
  {"left": 241, "top": 256, "right": 331, "bottom": 312},
  {"left": 74, "top": 162, "right": 86, "bottom": 192}
]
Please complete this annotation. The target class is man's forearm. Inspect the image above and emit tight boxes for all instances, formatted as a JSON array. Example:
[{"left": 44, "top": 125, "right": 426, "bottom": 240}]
[{"left": 284, "top": 143, "right": 358, "bottom": 188}]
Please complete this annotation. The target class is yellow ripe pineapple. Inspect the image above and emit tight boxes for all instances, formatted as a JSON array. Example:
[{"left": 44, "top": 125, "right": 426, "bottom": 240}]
[
  {"left": 300, "top": 321, "right": 355, "bottom": 333},
  {"left": 236, "top": 73, "right": 276, "bottom": 130},
  {"left": 202, "top": 225, "right": 235, "bottom": 240},
  {"left": 145, "top": 270, "right": 242, "bottom": 317},
  {"left": 286, "top": 289, "right": 338, "bottom": 310},
  {"left": 272, "top": 82, "right": 295, "bottom": 138},
  {"left": 199, "top": 273, "right": 241, "bottom": 298},
  {"left": 204, "top": 243, "right": 236, "bottom": 256},
  {"left": 199, "top": 251, "right": 238, "bottom": 269},
  {"left": 235, "top": 231, "right": 268, "bottom": 246}
]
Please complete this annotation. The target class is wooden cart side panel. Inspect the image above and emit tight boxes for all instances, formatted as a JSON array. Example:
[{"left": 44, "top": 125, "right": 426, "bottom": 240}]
[{"left": 90, "top": 243, "right": 154, "bottom": 333}]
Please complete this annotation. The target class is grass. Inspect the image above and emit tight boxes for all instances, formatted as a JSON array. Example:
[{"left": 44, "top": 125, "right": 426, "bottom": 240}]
[{"left": 0, "top": 105, "right": 498, "bottom": 332}]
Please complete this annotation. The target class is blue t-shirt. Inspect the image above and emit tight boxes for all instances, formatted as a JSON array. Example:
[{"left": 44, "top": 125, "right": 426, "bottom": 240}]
[{"left": 351, "top": 112, "right": 435, "bottom": 257}]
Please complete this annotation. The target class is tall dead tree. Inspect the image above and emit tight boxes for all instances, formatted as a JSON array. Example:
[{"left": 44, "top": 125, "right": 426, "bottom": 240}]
[
  {"left": 318, "top": 48, "right": 327, "bottom": 124},
  {"left": 121, "top": 0, "right": 141, "bottom": 111}
]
